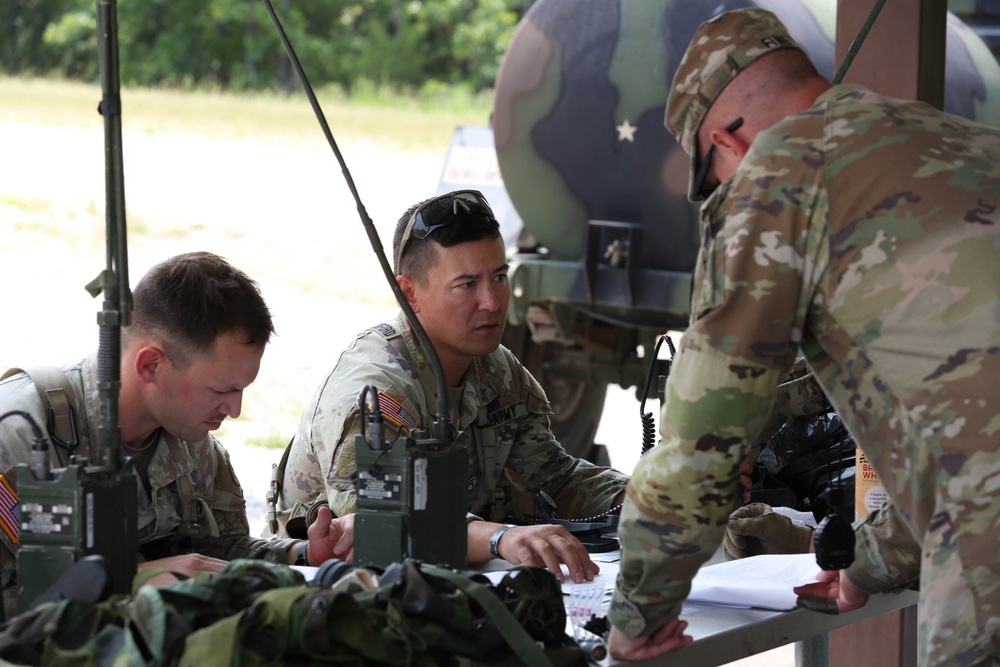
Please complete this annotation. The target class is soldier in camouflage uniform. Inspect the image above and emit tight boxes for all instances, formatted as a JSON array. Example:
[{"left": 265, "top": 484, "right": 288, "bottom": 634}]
[
  {"left": 275, "top": 191, "right": 628, "bottom": 583},
  {"left": 0, "top": 252, "right": 343, "bottom": 622},
  {"left": 607, "top": 9, "right": 1000, "bottom": 666}
]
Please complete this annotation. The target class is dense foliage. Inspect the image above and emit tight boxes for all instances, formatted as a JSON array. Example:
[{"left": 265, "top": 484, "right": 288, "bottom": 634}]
[{"left": 1, "top": 0, "right": 529, "bottom": 92}]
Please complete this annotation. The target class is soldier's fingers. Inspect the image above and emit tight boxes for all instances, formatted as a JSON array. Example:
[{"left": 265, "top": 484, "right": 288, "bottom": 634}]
[
  {"left": 332, "top": 515, "right": 355, "bottom": 557},
  {"left": 530, "top": 539, "right": 568, "bottom": 582},
  {"left": 727, "top": 530, "right": 748, "bottom": 551},
  {"left": 728, "top": 505, "right": 754, "bottom": 520},
  {"left": 728, "top": 516, "right": 765, "bottom": 536},
  {"left": 793, "top": 579, "right": 839, "bottom": 599},
  {"left": 815, "top": 568, "right": 840, "bottom": 583},
  {"left": 649, "top": 617, "right": 689, "bottom": 643},
  {"left": 555, "top": 538, "right": 596, "bottom": 584},
  {"left": 723, "top": 543, "right": 743, "bottom": 560},
  {"left": 796, "top": 593, "right": 839, "bottom": 615}
]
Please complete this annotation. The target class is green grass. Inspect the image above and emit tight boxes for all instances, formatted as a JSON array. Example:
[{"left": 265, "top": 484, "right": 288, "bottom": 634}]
[{"left": 0, "top": 76, "right": 494, "bottom": 152}]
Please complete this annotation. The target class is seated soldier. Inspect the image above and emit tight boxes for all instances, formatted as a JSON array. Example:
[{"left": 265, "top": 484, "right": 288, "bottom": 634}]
[
  {"left": 0, "top": 252, "right": 345, "bottom": 621},
  {"left": 271, "top": 190, "right": 628, "bottom": 584}
]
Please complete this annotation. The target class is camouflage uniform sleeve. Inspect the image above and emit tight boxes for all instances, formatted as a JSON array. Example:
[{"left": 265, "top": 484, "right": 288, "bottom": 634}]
[
  {"left": 609, "top": 117, "right": 831, "bottom": 637},
  {"left": 747, "top": 360, "right": 830, "bottom": 459},
  {"left": 281, "top": 333, "right": 424, "bottom": 521},
  {"left": 500, "top": 360, "right": 628, "bottom": 520},
  {"left": 280, "top": 354, "right": 366, "bottom": 523},
  {"left": 0, "top": 374, "right": 50, "bottom": 622},
  {"left": 610, "top": 344, "right": 787, "bottom": 635},
  {"left": 0, "top": 372, "right": 48, "bottom": 473},
  {"left": 192, "top": 438, "right": 297, "bottom": 559},
  {"left": 846, "top": 503, "right": 921, "bottom": 594}
]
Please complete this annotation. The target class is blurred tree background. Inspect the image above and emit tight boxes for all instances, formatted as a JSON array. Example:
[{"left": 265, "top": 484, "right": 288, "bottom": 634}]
[{"left": 1, "top": 0, "right": 530, "bottom": 93}]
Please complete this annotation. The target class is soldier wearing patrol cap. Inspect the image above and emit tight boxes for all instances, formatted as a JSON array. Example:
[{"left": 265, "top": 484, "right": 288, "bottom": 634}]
[{"left": 607, "top": 8, "right": 1000, "bottom": 666}]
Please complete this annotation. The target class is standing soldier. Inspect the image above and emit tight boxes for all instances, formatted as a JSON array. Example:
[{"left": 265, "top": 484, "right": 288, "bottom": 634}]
[{"left": 607, "top": 9, "right": 1000, "bottom": 666}]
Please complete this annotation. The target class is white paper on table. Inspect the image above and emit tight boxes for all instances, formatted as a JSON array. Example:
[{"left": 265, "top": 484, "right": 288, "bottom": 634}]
[{"left": 687, "top": 553, "right": 822, "bottom": 611}]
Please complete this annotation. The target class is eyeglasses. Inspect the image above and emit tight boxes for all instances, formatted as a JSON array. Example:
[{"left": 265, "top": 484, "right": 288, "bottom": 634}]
[
  {"left": 692, "top": 117, "right": 744, "bottom": 201},
  {"left": 394, "top": 189, "right": 496, "bottom": 274}
]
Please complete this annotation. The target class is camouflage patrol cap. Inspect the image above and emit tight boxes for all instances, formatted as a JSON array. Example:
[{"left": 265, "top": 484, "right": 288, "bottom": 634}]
[{"left": 665, "top": 8, "right": 805, "bottom": 201}]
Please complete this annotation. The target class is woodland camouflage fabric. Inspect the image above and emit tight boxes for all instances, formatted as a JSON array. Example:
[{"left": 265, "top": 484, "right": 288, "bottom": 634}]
[
  {"left": 0, "top": 354, "right": 296, "bottom": 623},
  {"left": 610, "top": 82, "right": 1000, "bottom": 667},
  {"left": 277, "top": 313, "right": 627, "bottom": 529}
]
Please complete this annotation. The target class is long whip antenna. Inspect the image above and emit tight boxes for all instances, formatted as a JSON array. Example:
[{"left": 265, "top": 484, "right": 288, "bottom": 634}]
[
  {"left": 260, "top": 0, "right": 452, "bottom": 435},
  {"left": 832, "top": 0, "right": 888, "bottom": 84}
]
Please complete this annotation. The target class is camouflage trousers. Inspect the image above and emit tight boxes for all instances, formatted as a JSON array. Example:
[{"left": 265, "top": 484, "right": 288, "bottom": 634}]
[{"left": 917, "top": 504, "right": 1000, "bottom": 666}]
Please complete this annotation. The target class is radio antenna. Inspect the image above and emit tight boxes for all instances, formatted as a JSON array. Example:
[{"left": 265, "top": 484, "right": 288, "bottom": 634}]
[{"left": 261, "top": 0, "right": 452, "bottom": 439}]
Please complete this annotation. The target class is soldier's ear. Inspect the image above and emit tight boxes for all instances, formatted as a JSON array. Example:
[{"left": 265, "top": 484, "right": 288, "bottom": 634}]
[
  {"left": 710, "top": 124, "right": 750, "bottom": 164},
  {"left": 134, "top": 346, "right": 166, "bottom": 384},
  {"left": 396, "top": 274, "right": 419, "bottom": 312}
]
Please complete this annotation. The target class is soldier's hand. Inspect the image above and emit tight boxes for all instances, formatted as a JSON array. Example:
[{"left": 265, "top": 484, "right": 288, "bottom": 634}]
[
  {"left": 608, "top": 619, "right": 692, "bottom": 660},
  {"left": 496, "top": 524, "right": 599, "bottom": 584},
  {"left": 138, "top": 554, "right": 228, "bottom": 587},
  {"left": 307, "top": 506, "right": 355, "bottom": 564},
  {"left": 724, "top": 502, "right": 813, "bottom": 560},
  {"left": 794, "top": 568, "right": 870, "bottom": 614}
]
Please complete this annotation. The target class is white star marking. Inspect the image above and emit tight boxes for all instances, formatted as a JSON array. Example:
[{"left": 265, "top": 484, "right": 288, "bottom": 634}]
[{"left": 616, "top": 119, "right": 637, "bottom": 142}]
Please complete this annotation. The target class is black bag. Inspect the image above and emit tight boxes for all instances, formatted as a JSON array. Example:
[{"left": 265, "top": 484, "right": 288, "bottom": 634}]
[{"left": 750, "top": 409, "right": 856, "bottom": 519}]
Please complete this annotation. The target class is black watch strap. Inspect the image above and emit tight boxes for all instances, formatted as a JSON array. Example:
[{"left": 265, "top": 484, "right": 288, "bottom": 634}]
[
  {"left": 294, "top": 541, "right": 309, "bottom": 566},
  {"left": 489, "top": 524, "right": 516, "bottom": 559}
]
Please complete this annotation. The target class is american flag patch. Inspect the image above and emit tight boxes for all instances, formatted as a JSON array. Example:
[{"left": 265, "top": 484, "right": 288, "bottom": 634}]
[
  {"left": 0, "top": 474, "right": 19, "bottom": 544},
  {"left": 375, "top": 391, "right": 418, "bottom": 435}
]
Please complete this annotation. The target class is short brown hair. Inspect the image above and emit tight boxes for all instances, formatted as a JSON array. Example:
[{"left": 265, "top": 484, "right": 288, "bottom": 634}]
[{"left": 125, "top": 252, "right": 274, "bottom": 368}]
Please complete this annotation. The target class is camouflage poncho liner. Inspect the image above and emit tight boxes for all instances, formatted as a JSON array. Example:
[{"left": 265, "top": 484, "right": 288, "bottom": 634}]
[
  {"left": 611, "top": 85, "right": 1000, "bottom": 666},
  {"left": 279, "top": 313, "right": 627, "bottom": 527}
]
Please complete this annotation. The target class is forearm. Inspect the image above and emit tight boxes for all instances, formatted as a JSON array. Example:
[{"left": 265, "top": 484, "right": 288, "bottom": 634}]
[
  {"left": 201, "top": 534, "right": 300, "bottom": 561},
  {"left": 466, "top": 520, "right": 507, "bottom": 564},
  {"left": 611, "top": 490, "right": 723, "bottom": 637},
  {"left": 845, "top": 503, "right": 921, "bottom": 593},
  {"left": 612, "top": 344, "right": 783, "bottom": 636}
]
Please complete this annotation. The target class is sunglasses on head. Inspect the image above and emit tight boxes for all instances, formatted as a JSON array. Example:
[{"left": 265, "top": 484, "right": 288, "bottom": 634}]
[
  {"left": 692, "top": 117, "right": 744, "bottom": 201},
  {"left": 395, "top": 190, "right": 496, "bottom": 274}
]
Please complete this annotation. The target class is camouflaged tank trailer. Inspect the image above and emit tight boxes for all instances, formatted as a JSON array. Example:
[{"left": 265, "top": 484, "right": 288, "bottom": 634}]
[{"left": 434, "top": 0, "right": 1000, "bottom": 462}]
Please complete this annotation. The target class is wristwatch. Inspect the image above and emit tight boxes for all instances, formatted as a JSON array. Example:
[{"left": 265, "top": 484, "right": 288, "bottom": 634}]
[
  {"left": 489, "top": 524, "right": 516, "bottom": 559},
  {"left": 294, "top": 541, "right": 309, "bottom": 566}
]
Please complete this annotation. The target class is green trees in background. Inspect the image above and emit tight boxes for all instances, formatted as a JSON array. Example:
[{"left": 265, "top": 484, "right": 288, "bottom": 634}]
[{"left": 1, "top": 0, "right": 528, "bottom": 93}]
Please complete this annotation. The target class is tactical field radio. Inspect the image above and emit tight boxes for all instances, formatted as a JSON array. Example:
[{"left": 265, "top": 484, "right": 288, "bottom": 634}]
[
  {"left": 16, "top": 452, "right": 136, "bottom": 611},
  {"left": 353, "top": 386, "right": 468, "bottom": 568},
  {"left": 263, "top": 1, "right": 468, "bottom": 569},
  {"left": 15, "top": 0, "right": 138, "bottom": 611}
]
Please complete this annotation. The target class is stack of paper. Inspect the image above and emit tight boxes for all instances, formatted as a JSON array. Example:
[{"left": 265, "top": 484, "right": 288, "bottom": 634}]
[
  {"left": 687, "top": 553, "right": 821, "bottom": 610},
  {"left": 481, "top": 552, "right": 822, "bottom": 612}
]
